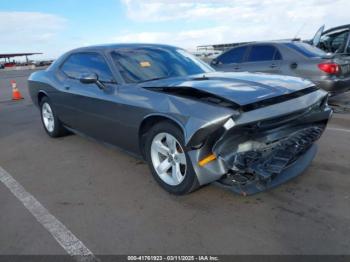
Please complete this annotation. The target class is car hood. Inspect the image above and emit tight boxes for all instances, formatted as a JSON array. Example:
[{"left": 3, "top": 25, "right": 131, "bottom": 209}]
[{"left": 140, "top": 72, "right": 315, "bottom": 106}]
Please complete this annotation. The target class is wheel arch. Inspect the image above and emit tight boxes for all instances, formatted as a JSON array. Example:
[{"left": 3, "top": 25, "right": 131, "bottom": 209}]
[
  {"left": 138, "top": 113, "right": 186, "bottom": 159},
  {"left": 37, "top": 90, "right": 49, "bottom": 105}
]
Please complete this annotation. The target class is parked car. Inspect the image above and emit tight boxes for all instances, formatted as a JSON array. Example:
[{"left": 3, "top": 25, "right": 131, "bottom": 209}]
[
  {"left": 4, "top": 62, "right": 16, "bottom": 68},
  {"left": 211, "top": 41, "right": 350, "bottom": 95},
  {"left": 311, "top": 24, "right": 350, "bottom": 55},
  {"left": 28, "top": 44, "right": 331, "bottom": 195},
  {"left": 34, "top": 60, "right": 54, "bottom": 67}
]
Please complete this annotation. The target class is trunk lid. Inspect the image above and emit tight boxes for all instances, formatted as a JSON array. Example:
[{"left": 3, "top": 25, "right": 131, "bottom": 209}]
[{"left": 337, "top": 56, "right": 350, "bottom": 76}]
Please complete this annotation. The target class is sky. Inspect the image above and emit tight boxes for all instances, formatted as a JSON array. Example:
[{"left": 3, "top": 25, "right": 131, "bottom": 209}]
[{"left": 0, "top": 0, "right": 349, "bottom": 60}]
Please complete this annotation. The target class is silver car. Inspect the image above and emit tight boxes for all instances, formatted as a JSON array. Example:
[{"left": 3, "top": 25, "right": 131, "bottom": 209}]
[{"left": 211, "top": 41, "right": 350, "bottom": 95}]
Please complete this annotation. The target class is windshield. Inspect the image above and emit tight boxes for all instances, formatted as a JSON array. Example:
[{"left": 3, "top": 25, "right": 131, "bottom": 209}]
[
  {"left": 285, "top": 42, "right": 328, "bottom": 58},
  {"left": 111, "top": 47, "right": 214, "bottom": 83}
]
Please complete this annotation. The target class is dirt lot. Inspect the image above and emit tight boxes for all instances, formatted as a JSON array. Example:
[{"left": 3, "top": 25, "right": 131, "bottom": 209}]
[{"left": 0, "top": 69, "right": 350, "bottom": 256}]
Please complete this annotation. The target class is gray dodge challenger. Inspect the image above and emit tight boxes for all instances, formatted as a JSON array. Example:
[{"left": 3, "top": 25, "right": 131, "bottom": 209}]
[{"left": 28, "top": 44, "right": 332, "bottom": 195}]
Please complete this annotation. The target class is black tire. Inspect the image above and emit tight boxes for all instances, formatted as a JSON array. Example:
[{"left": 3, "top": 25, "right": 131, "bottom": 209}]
[
  {"left": 144, "top": 121, "right": 200, "bottom": 195},
  {"left": 40, "top": 97, "right": 68, "bottom": 137}
]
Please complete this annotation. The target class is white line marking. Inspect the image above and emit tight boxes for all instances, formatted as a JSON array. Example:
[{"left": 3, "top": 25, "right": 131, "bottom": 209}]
[
  {"left": 0, "top": 166, "right": 98, "bottom": 262},
  {"left": 328, "top": 127, "right": 350, "bottom": 133}
]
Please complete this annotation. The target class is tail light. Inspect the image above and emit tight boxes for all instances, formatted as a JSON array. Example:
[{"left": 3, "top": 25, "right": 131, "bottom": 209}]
[{"left": 318, "top": 63, "right": 340, "bottom": 74}]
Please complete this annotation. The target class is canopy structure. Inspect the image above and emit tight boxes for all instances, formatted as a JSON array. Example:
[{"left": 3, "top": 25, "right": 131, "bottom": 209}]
[{"left": 0, "top": 53, "right": 42, "bottom": 63}]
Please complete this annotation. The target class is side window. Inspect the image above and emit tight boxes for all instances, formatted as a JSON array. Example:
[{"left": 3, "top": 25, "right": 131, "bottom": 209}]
[
  {"left": 274, "top": 49, "right": 282, "bottom": 60},
  {"left": 247, "top": 45, "right": 276, "bottom": 62},
  {"left": 217, "top": 46, "right": 247, "bottom": 64},
  {"left": 61, "top": 53, "right": 114, "bottom": 82}
]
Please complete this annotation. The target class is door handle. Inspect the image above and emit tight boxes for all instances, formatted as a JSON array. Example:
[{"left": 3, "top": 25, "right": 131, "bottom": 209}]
[
  {"left": 64, "top": 86, "right": 70, "bottom": 90},
  {"left": 270, "top": 64, "right": 277, "bottom": 68},
  {"left": 290, "top": 62, "right": 298, "bottom": 69}
]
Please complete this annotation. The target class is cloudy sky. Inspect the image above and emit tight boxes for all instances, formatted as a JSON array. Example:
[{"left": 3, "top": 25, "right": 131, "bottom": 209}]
[{"left": 0, "top": 0, "right": 349, "bottom": 59}]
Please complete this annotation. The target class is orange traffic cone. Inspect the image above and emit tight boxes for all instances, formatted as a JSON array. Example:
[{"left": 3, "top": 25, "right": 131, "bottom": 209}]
[{"left": 11, "top": 80, "right": 24, "bottom": 100}]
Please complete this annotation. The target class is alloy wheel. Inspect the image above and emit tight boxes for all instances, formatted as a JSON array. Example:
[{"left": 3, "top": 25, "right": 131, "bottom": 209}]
[
  {"left": 42, "top": 102, "right": 55, "bottom": 132},
  {"left": 150, "top": 132, "right": 187, "bottom": 186}
]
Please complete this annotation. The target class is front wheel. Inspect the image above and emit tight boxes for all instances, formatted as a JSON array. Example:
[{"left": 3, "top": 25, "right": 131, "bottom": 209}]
[
  {"left": 144, "top": 121, "right": 199, "bottom": 195},
  {"left": 40, "top": 97, "right": 68, "bottom": 137}
]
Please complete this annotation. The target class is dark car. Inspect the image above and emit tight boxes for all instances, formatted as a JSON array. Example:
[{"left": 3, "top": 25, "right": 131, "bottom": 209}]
[
  {"left": 312, "top": 24, "right": 350, "bottom": 55},
  {"left": 28, "top": 44, "right": 331, "bottom": 195},
  {"left": 35, "top": 60, "right": 54, "bottom": 67},
  {"left": 211, "top": 41, "right": 350, "bottom": 95}
]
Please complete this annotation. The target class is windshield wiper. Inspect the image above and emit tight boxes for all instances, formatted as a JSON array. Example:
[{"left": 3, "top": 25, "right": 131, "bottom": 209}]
[
  {"left": 140, "top": 76, "right": 169, "bottom": 83},
  {"left": 192, "top": 74, "right": 210, "bottom": 81}
]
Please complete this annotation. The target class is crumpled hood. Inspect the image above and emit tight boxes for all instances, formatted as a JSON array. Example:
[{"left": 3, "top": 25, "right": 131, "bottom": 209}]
[{"left": 140, "top": 71, "right": 315, "bottom": 106}]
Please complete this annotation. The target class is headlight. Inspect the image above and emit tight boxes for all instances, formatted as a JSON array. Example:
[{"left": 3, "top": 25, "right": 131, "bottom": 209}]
[{"left": 223, "top": 118, "right": 235, "bottom": 130}]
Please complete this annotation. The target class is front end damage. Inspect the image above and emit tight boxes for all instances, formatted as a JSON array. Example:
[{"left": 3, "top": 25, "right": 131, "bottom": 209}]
[
  {"left": 188, "top": 90, "right": 332, "bottom": 195},
  {"left": 215, "top": 125, "right": 324, "bottom": 195}
]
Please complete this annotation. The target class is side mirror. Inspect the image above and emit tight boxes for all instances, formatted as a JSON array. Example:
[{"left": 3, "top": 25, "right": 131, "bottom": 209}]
[
  {"left": 80, "top": 73, "right": 98, "bottom": 84},
  {"left": 211, "top": 59, "right": 219, "bottom": 65},
  {"left": 79, "top": 73, "right": 106, "bottom": 89}
]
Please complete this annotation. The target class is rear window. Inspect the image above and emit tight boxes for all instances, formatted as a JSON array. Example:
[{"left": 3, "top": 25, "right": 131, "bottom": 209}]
[{"left": 285, "top": 42, "right": 327, "bottom": 58}]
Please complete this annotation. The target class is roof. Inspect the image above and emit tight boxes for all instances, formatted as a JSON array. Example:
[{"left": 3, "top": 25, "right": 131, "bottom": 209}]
[
  {"left": 47, "top": 43, "right": 185, "bottom": 71},
  {"left": 323, "top": 24, "right": 350, "bottom": 35},
  {"left": 197, "top": 39, "right": 301, "bottom": 50},
  {"left": 0, "top": 53, "right": 42, "bottom": 59},
  {"left": 70, "top": 43, "right": 179, "bottom": 52}
]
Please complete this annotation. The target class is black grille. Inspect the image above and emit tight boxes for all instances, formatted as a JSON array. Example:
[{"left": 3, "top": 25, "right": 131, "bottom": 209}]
[{"left": 233, "top": 126, "right": 324, "bottom": 180}]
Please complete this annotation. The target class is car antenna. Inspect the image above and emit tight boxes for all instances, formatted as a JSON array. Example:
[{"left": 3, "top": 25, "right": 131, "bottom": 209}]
[{"left": 293, "top": 22, "right": 306, "bottom": 41}]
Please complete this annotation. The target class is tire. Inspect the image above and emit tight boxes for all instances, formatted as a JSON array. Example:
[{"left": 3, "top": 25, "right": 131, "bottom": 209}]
[
  {"left": 40, "top": 97, "right": 68, "bottom": 137},
  {"left": 144, "top": 121, "right": 200, "bottom": 195}
]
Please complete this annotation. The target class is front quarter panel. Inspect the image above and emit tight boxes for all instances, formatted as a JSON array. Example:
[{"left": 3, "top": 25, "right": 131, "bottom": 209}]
[
  {"left": 134, "top": 86, "right": 238, "bottom": 146},
  {"left": 28, "top": 70, "right": 57, "bottom": 107}
]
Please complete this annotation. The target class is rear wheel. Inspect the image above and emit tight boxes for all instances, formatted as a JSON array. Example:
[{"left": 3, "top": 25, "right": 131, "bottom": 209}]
[
  {"left": 40, "top": 97, "right": 68, "bottom": 137},
  {"left": 145, "top": 121, "right": 199, "bottom": 195}
]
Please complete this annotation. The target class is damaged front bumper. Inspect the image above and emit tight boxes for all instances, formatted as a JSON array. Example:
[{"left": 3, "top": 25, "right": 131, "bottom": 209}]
[
  {"left": 216, "top": 144, "right": 318, "bottom": 195},
  {"left": 216, "top": 127, "right": 322, "bottom": 195},
  {"left": 188, "top": 90, "right": 332, "bottom": 195}
]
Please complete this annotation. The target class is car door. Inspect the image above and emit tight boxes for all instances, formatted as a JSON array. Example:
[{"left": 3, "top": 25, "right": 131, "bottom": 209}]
[
  {"left": 56, "top": 52, "right": 124, "bottom": 144},
  {"left": 242, "top": 44, "right": 282, "bottom": 74},
  {"left": 212, "top": 46, "right": 248, "bottom": 72},
  {"left": 312, "top": 25, "right": 325, "bottom": 47}
]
